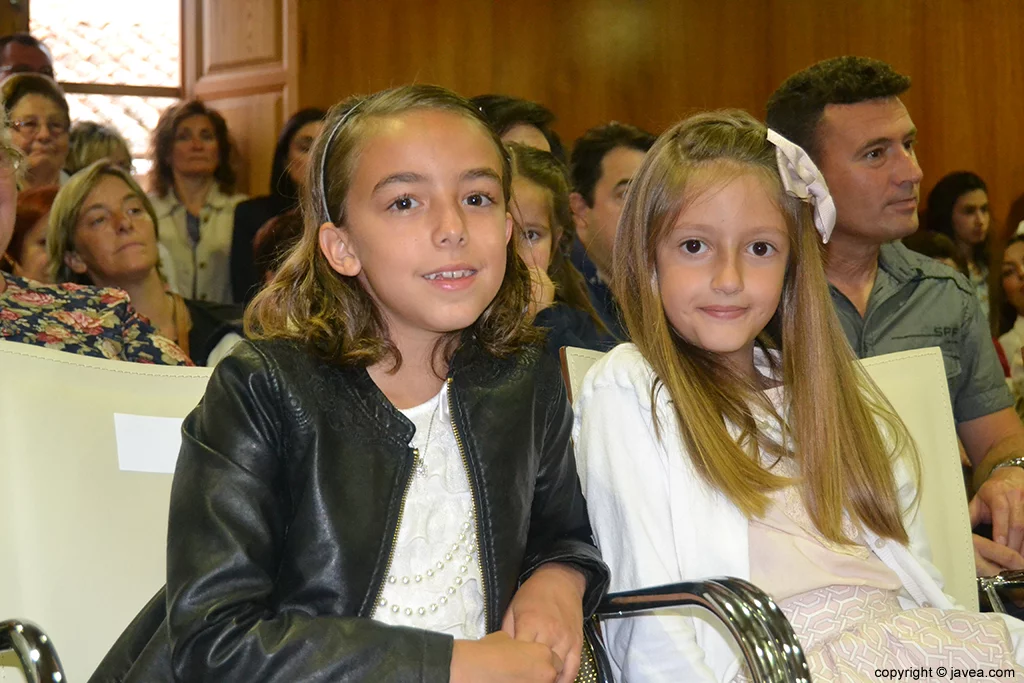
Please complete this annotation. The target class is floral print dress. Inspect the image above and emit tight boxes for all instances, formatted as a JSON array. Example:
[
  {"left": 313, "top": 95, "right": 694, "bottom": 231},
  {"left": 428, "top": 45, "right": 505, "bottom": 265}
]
[{"left": 0, "top": 273, "right": 191, "bottom": 365}]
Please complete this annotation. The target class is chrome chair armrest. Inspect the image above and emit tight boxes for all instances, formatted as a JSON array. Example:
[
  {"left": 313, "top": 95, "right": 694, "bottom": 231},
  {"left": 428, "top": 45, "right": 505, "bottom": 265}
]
[
  {"left": 0, "top": 619, "right": 66, "bottom": 683},
  {"left": 978, "top": 570, "right": 1024, "bottom": 613},
  {"left": 586, "top": 577, "right": 809, "bottom": 683}
]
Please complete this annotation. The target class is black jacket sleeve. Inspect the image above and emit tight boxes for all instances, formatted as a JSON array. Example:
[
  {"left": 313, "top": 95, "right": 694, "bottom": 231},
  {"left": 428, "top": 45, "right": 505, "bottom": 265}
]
[
  {"left": 517, "top": 364, "right": 610, "bottom": 617},
  {"left": 166, "top": 343, "right": 454, "bottom": 682},
  {"left": 86, "top": 587, "right": 171, "bottom": 683}
]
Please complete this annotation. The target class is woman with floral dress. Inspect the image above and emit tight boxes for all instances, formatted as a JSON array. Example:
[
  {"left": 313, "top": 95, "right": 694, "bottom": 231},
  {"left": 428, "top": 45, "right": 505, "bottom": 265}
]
[{"left": 0, "top": 108, "right": 189, "bottom": 365}]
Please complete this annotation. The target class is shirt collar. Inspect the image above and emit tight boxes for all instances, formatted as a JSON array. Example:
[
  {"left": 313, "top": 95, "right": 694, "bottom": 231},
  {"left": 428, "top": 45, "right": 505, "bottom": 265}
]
[
  {"left": 876, "top": 241, "right": 921, "bottom": 284},
  {"left": 160, "top": 184, "right": 232, "bottom": 216}
]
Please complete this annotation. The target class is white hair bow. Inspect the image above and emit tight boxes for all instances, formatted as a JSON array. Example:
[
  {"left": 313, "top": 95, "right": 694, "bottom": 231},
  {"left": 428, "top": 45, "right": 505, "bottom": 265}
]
[{"left": 766, "top": 129, "right": 837, "bottom": 243}]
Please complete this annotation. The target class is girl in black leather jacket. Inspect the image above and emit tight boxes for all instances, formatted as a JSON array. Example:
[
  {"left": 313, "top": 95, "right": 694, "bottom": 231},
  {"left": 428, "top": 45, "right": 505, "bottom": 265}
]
[{"left": 94, "top": 86, "right": 608, "bottom": 683}]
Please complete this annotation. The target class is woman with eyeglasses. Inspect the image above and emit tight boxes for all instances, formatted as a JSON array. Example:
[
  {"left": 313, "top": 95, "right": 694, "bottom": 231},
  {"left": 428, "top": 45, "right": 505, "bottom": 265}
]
[
  {"left": 0, "top": 108, "right": 190, "bottom": 365},
  {"left": 1, "top": 72, "right": 69, "bottom": 190}
]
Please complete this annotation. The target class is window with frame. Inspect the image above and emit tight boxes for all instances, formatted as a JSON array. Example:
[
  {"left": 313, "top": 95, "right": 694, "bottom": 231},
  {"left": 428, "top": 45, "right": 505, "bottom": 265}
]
[{"left": 30, "top": 0, "right": 181, "bottom": 177}]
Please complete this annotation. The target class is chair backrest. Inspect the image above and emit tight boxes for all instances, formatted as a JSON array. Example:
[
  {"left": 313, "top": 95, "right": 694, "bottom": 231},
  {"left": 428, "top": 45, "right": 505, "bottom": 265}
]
[
  {"left": 858, "top": 348, "right": 976, "bottom": 609},
  {"left": 560, "top": 346, "right": 606, "bottom": 404},
  {"left": 0, "top": 342, "right": 214, "bottom": 681},
  {"left": 561, "top": 345, "right": 977, "bottom": 611}
]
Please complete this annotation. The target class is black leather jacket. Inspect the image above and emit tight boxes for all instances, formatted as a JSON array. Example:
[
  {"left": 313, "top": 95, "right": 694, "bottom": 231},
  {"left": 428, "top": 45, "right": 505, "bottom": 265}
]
[{"left": 90, "top": 337, "right": 608, "bottom": 682}]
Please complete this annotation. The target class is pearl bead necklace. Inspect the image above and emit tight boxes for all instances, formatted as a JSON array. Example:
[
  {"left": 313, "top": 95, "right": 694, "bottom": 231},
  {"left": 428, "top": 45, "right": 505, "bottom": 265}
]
[{"left": 377, "top": 520, "right": 477, "bottom": 618}]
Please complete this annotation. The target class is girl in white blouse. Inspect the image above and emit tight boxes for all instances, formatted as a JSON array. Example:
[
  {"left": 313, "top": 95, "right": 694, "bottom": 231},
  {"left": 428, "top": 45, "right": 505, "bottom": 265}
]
[{"left": 573, "top": 110, "right": 1024, "bottom": 682}]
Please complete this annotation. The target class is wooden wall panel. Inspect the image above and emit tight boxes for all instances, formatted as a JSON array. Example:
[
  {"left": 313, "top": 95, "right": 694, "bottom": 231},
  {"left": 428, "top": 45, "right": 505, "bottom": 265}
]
[
  {"left": 0, "top": 0, "right": 30, "bottom": 38},
  {"left": 184, "top": 0, "right": 293, "bottom": 196},
  {"left": 214, "top": 91, "right": 282, "bottom": 198},
  {"left": 763, "top": 0, "right": 1024, "bottom": 243},
  {"left": 295, "top": 0, "right": 1024, "bottom": 237},
  {"left": 203, "top": 0, "right": 282, "bottom": 74}
]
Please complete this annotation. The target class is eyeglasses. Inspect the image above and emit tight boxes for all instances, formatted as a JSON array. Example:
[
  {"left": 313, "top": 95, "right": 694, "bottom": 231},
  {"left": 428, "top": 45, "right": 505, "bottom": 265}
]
[
  {"left": 0, "top": 65, "right": 56, "bottom": 79},
  {"left": 10, "top": 117, "right": 69, "bottom": 138}
]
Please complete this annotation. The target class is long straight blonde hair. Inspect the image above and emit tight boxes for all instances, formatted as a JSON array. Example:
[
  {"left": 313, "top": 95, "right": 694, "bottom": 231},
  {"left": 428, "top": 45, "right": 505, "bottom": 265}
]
[{"left": 615, "top": 110, "right": 918, "bottom": 544}]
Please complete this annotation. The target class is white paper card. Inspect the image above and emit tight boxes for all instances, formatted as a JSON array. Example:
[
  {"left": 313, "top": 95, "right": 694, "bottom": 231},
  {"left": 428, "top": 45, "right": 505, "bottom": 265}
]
[{"left": 114, "top": 413, "right": 183, "bottom": 474}]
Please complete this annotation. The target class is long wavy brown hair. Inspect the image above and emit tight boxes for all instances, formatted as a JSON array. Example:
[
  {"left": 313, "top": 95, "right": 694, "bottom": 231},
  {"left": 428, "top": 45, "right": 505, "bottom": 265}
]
[
  {"left": 246, "top": 85, "right": 540, "bottom": 369},
  {"left": 615, "top": 109, "right": 918, "bottom": 544}
]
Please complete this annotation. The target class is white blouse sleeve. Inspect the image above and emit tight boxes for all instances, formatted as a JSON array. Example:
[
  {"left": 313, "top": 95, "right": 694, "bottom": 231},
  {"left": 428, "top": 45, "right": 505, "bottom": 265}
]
[{"left": 573, "top": 349, "right": 722, "bottom": 682}]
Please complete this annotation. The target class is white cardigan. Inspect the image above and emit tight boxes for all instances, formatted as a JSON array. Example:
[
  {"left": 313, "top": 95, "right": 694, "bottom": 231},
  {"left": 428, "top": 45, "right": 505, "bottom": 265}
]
[{"left": 572, "top": 343, "right": 1024, "bottom": 682}]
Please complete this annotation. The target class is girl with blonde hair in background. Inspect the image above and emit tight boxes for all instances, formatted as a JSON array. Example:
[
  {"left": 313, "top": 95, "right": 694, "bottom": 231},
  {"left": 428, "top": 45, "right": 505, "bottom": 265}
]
[{"left": 506, "top": 142, "right": 612, "bottom": 354}]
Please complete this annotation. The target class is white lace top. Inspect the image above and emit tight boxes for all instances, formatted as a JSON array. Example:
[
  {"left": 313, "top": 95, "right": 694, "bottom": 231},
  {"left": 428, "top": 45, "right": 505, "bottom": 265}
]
[{"left": 371, "top": 384, "right": 486, "bottom": 640}]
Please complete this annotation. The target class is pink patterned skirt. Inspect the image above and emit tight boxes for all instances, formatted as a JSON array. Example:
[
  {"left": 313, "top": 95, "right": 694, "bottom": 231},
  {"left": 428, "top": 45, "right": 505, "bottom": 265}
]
[{"left": 734, "top": 585, "right": 1023, "bottom": 682}]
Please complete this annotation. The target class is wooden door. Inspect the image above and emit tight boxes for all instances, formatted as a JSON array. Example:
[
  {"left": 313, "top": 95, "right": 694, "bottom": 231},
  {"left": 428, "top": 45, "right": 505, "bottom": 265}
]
[
  {"left": 182, "top": 0, "right": 297, "bottom": 197},
  {"left": 0, "top": 0, "right": 30, "bottom": 38}
]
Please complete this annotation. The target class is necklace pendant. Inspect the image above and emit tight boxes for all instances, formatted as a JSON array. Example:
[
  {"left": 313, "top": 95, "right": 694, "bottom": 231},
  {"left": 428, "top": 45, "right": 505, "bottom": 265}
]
[{"left": 412, "top": 398, "right": 440, "bottom": 479}]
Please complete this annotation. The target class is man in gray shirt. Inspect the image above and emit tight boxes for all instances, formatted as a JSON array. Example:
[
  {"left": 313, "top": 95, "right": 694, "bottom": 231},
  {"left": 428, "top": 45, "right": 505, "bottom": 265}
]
[{"left": 768, "top": 56, "right": 1024, "bottom": 576}]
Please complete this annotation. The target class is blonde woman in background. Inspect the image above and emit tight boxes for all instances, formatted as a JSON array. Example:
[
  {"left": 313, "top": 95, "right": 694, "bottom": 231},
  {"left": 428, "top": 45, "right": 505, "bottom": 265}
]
[
  {"left": 48, "top": 160, "right": 243, "bottom": 366},
  {"left": 65, "top": 120, "right": 179, "bottom": 292},
  {"left": 65, "top": 121, "right": 132, "bottom": 175}
]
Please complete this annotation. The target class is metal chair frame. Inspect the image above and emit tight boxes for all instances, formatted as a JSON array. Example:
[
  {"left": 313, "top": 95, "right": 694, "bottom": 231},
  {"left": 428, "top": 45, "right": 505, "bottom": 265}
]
[
  {"left": 0, "top": 619, "right": 66, "bottom": 683},
  {"left": 584, "top": 578, "right": 811, "bottom": 682}
]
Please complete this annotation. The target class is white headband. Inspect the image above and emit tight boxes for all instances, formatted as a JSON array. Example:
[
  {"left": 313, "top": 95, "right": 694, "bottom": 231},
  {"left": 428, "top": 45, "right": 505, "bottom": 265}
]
[
  {"left": 319, "top": 101, "right": 365, "bottom": 225},
  {"left": 766, "top": 129, "right": 837, "bottom": 243}
]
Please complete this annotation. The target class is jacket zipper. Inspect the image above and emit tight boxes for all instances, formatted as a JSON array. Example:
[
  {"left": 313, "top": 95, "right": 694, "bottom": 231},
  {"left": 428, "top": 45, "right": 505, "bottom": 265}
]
[
  {"left": 447, "top": 376, "right": 490, "bottom": 631},
  {"left": 371, "top": 447, "right": 416, "bottom": 615}
]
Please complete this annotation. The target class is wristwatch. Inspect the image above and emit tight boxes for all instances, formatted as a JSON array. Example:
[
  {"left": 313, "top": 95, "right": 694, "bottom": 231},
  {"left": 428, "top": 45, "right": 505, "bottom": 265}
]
[{"left": 991, "top": 456, "right": 1024, "bottom": 474}]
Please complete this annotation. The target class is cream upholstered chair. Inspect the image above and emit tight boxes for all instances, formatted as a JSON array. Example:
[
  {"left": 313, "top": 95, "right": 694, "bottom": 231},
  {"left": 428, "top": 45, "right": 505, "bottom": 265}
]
[
  {"left": 857, "top": 348, "right": 977, "bottom": 610},
  {"left": 0, "top": 342, "right": 213, "bottom": 682},
  {"left": 561, "top": 345, "right": 978, "bottom": 611},
  {"left": 561, "top": 347, "right": 810, "bottom": 682},
  {"left": 0, "top": 343, "right": 804, "bottom": 683}
]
